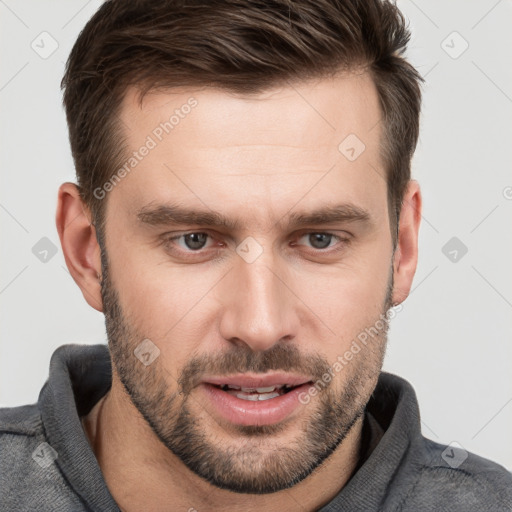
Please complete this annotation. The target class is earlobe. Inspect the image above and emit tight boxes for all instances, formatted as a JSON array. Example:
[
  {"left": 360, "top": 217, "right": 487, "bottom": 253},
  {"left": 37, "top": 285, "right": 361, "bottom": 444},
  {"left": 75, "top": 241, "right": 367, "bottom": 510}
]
[
  {"left": 56, "top": 183, "right": 104, "bottom": 312},
  {"left": 391, "top": 180, "right": 422, "bottom": 306}
]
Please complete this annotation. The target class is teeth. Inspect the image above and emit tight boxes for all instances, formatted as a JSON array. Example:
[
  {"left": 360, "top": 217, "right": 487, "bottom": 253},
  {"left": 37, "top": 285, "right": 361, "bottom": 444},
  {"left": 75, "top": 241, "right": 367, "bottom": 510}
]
[
  {"left": 218, "top": 383, "right": 304, "bottom": 400},
  {"left": 236, "top": 392, "right": 281, "bottom": 401},
  {"left": 224, "top": 385, "right": 284, "bottom": 393},
  {"left": 254, "top": 386, "right": 278, "bottom": 393}
]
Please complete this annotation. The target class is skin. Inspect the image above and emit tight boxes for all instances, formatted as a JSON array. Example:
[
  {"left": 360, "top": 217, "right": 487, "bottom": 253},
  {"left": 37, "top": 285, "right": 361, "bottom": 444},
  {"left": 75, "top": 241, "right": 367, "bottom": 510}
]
[{"left": 56, "top": 70, "right": 421, "bottom": 511}]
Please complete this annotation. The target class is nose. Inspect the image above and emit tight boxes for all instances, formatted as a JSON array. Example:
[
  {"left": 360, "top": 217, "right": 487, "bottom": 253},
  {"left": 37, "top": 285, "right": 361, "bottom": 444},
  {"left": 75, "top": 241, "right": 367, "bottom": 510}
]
[{"left": 218, "top": 249, "right": 299, "bottom": 352}]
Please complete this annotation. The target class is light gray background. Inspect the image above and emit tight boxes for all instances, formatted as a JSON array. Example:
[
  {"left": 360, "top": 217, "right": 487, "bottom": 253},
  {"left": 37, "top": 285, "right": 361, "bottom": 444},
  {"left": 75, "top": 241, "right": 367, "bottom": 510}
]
[{"left": 1, "top": 0, "right": 511, "bottom": 470}]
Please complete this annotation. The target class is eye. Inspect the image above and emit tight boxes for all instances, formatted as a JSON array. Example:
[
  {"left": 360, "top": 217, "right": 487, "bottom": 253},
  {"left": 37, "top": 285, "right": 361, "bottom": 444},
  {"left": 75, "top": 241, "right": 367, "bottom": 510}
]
[
  {"left": 295, "top": 232, "right": 345, "bottom": 250},
  {"left": 160, "top": 230, "right": 349, "bottom": 261},
  {"left": 163, "top": 232, "right": 216, "bottom": 252}
]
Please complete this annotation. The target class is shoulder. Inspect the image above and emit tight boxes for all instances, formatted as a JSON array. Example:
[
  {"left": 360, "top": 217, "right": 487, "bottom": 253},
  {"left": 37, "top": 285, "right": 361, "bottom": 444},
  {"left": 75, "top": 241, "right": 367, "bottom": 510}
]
[
  {"left": 400, "top": 438, "right": 512, "bottom": 512},
  {"left": 0, "top": 402, "right": 42, "bottom": 436},
  {"left": 0, "top": 404, "right": 44, "bottom": 462},
  {"left": 0, "top": 404, "right": 87, "bottom": 511},
  {"left": 0, "top": 404, "right": 47, "bottom": 503}
]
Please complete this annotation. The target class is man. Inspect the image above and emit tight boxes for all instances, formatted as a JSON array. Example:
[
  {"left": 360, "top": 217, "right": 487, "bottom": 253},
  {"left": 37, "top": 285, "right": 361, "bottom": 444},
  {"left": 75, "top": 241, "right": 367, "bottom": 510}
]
[{"left": 1, "top": 0, "right": 511, "bottom": 510}]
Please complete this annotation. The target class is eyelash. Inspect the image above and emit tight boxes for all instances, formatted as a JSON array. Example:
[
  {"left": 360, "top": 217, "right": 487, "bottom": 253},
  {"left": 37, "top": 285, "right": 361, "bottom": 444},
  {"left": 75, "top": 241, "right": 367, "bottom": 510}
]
[{"left": 160, "top": 231, "right": 350, "bottom": 260}]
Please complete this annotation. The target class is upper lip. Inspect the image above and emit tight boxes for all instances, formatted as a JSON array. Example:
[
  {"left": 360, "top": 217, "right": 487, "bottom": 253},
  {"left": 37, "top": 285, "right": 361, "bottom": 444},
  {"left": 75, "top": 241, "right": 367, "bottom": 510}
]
[{"left": 202, "top": 373, "right": 313, "bottom": 389}]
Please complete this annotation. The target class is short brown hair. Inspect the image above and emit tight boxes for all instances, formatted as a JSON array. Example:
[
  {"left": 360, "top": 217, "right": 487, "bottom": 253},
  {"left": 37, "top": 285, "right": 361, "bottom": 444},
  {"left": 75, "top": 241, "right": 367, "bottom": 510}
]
[{"left": 61, "top": 0, "right": 423, "bottom": 242}]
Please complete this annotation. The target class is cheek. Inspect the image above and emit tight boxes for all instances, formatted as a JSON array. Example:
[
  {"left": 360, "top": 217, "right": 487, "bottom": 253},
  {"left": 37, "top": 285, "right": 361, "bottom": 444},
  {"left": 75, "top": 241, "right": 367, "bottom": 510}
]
[
  {"left": 313, "top": 238, "right": 389, "bottom": 323},
  {"left": 298, "top": 251, "right": 391, "bottom": 355},
  {"left": 107, "top": 236, "right": 224, "bottom": 347}
]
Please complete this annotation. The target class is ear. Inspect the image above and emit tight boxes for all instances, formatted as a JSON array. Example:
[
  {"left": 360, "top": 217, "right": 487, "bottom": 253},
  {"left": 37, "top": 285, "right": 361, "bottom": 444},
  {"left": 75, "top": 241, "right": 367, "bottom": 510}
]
[
  {"left": 56, "top": 183, "right": 103, "bottom": 312},
  {"left": 391, "top": 180, "right": 422, "bottom": 306}
]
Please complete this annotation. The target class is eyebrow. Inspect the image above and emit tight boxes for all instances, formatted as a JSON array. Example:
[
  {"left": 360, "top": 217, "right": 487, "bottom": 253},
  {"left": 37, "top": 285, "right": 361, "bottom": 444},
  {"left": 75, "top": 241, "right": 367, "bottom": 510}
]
[{"left": 136, "top": 202, "right": 372, "bottom": 231}]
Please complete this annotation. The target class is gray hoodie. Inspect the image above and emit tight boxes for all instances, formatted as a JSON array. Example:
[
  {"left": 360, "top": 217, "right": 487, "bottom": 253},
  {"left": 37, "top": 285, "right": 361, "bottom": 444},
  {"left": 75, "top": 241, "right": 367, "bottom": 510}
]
[{"left": 1, "top": 344, "right": 511, "bottom": 511}]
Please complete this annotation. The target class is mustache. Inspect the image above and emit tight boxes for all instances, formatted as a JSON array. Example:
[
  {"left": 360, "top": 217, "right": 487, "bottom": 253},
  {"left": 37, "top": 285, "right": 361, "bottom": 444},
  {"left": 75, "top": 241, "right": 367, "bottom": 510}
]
[{"left": 178, "top": 342, "right": 331, "bottom": 395}]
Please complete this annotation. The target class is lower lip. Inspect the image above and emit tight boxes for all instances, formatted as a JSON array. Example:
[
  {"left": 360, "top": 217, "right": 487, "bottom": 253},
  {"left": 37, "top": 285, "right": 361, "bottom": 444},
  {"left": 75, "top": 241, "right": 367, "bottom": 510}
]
[{"left": 200, "top": 383, "right": 312, "bottom": 426}]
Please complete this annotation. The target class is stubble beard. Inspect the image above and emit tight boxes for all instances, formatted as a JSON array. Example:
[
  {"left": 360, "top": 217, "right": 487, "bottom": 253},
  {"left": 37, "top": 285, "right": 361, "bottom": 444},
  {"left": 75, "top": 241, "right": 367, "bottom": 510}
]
[{"left": 100, "top": 249, "right": 393, "bottom": 494}]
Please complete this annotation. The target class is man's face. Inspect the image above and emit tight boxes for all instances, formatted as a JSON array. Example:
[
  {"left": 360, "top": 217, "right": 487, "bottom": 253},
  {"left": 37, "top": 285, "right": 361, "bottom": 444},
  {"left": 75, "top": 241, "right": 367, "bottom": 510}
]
[{"left": 100, "top": 72, "right": 395, "bottom": 493}]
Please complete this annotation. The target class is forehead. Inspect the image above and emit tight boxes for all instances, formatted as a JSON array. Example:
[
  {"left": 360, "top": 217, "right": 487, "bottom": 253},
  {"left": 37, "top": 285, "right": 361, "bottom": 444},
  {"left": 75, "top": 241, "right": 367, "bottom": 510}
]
[
  {"left": 122, "top": 71, "right": 381, "bottom": 148},
  {"left": 109, "top": 72, "right": 386, "bottom": 229}
]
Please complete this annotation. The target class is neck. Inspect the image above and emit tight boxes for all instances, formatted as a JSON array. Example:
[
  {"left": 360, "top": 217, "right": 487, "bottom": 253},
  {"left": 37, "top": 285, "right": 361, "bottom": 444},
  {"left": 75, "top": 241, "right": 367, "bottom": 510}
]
[{"left": 82, "top": 376, "right": 363, "bottom": 512}]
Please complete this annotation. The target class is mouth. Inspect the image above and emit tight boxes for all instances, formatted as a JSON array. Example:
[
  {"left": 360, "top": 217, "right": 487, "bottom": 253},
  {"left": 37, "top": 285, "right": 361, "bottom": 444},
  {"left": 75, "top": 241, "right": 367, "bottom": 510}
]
[
  {"left": 199, "top": 375, "right": 315, "bottom": 426},
  {"left": 213, "top": 383, "right": 305, "bottom": 401}
]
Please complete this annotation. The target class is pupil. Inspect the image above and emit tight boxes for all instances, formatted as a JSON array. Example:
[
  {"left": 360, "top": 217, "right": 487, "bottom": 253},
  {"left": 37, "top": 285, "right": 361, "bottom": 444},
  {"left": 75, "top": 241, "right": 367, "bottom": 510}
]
[
  {"left": 310, "top": 233, "right": 331, "bottom": 249},
  {"left": 185, "top": 233, "right": 207, "bottom": 250}
]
